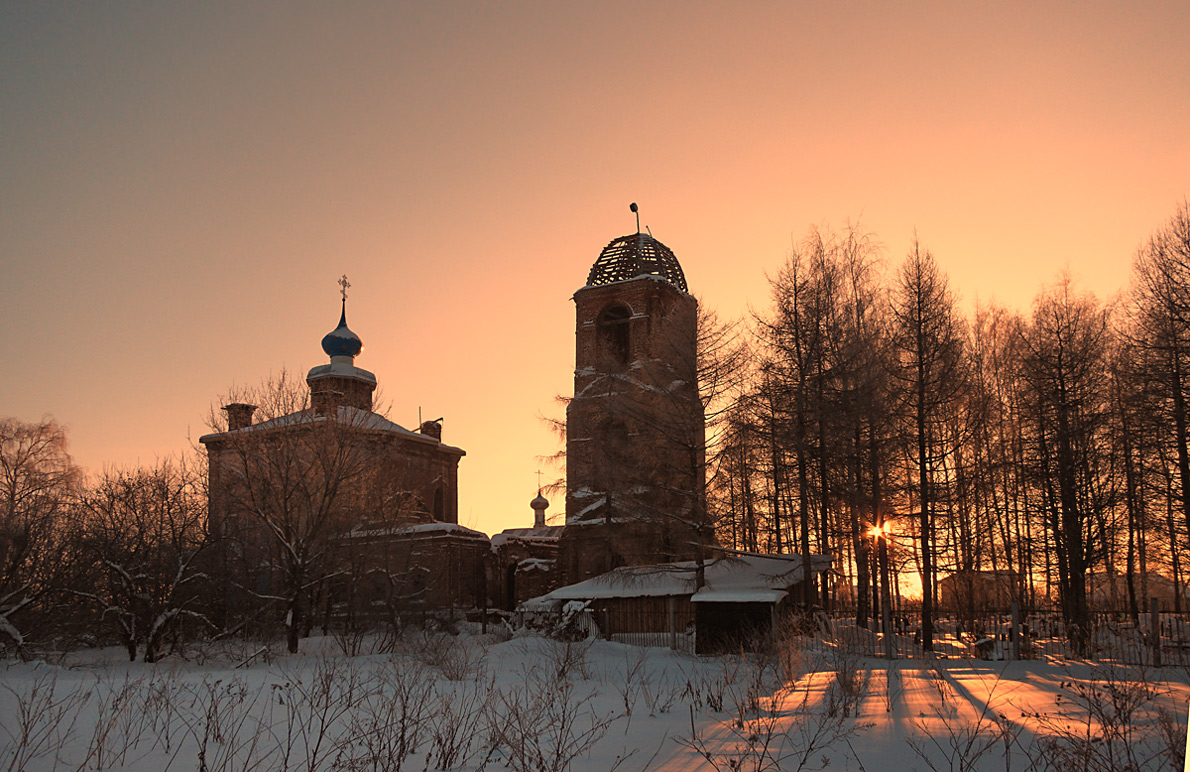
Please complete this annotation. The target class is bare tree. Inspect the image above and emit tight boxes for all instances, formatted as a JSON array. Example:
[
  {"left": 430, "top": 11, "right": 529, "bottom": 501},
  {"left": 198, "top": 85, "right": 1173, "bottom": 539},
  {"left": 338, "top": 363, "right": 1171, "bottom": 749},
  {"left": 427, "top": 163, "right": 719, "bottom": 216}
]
[
  {"left": 203, "top": 370, "right": 376, "bottom": 653},
  {"left": 0, "top": 417, "right": 82, "bottom": 656},
  {"left": 1019, "top": 274, "right": 1112, "bottom": 654},
  {"left": 1130, "top": 201, "right": 1190, "bottom": 549},
  {"left": 77, "top": 458, "right": 210, "bottom": 662},
  {"left": 888, "top": 239, "right": 966, "bottom": 651}
]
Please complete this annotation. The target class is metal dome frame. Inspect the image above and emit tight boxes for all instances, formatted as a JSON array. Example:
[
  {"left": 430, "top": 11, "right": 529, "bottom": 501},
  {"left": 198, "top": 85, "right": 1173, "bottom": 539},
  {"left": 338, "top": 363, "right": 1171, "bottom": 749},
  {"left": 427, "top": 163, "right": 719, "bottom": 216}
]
[{"left": 585, "top": 232, "right": 688, "bottom": 293}]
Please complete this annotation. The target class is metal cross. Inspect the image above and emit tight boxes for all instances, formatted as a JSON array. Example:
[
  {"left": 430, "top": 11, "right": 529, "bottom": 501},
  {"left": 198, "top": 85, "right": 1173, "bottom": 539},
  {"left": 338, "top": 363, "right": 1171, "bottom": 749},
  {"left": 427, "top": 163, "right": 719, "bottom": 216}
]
[
  {"left": 338, "top": 274, "right": 351, "bottom": 301},
  {"left": 536, "top": 469, "right": 543, "bottom": 490}
]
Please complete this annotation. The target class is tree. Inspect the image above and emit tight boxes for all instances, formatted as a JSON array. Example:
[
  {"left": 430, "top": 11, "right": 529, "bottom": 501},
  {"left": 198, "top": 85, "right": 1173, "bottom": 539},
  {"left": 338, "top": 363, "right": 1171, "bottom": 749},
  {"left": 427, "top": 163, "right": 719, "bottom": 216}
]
[
  {"left": 77, "top": 459, "right": 210, "bottom": 661},
  {"left": 758, "top": 238, "right": 830, "bottom": 608},
  {"left": 1019, "top": 275, "right": 1112, "bottom": 654},
  {"left": 889, "top": 239, "right": 966, "bottom": 651},
  {"left": 0, "top": 417, "right": 81, "bottom": 656},
  {"left": 598, "top": 302, "right": 748, "bottom": 586},
  {"left": 1130, "top": 201, "right": 1190, "bottom": 549},
  {"left": 204, "top": 371, "right": 376, "bottom": 653},
  {"left": 750, "top": 224, "right": 892, "bottom": 616}
]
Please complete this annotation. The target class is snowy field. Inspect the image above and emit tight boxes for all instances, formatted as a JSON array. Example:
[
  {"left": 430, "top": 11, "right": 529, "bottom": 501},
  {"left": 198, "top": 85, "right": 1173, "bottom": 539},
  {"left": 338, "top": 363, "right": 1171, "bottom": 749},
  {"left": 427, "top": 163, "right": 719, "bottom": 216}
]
[{"left": 2, "top": 628, "right": 1187, "bottom": 771}]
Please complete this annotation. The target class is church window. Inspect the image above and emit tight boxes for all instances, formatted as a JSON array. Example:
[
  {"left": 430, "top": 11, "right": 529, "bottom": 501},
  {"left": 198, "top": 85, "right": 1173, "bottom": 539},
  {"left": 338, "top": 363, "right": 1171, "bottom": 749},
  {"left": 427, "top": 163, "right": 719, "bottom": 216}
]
[{"left": 597, "top": 304, "right": 631, "bottom": 365}]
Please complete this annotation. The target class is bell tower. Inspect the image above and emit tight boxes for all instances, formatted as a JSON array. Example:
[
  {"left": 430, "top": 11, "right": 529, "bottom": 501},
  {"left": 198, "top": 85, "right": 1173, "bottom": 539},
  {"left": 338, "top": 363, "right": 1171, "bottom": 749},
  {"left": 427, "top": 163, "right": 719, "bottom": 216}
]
[{"left": 561, "top": 213, "right": 706, "bottom": 583}]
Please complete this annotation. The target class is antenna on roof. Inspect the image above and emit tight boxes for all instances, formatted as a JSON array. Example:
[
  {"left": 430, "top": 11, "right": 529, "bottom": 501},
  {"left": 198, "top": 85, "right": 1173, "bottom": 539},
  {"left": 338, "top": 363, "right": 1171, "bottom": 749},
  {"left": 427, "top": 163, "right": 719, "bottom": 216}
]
[
  {"left": 630, "top": 202, "right": 639, "bottom": 233},
  {"left": 646, "top": 225, "right": 652, "bottom": 237}
]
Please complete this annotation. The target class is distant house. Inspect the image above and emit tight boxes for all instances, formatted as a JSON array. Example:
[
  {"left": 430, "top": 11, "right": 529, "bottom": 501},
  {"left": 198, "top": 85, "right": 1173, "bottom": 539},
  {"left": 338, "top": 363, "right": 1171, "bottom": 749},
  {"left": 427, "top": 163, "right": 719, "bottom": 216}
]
[
  {"left": 1087, "top": 571, "right": 1183, "bottom": 612},
  {"left": 527, "top": 553, "right": 832, "bottom": 654},
  {"left": 938, "top": 570, "right": 1018, "bottom": 612}
]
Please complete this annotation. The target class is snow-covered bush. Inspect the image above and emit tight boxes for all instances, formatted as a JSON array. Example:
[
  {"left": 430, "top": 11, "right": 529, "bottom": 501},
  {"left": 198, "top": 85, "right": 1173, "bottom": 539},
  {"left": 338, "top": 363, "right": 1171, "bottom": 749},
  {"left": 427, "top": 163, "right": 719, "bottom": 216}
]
[
  {"left": 486, "top": 659, "right": 616, "bottom": 772},
  {"left": 1027, "top": 664, "right": 1186, "bottom": 772}
]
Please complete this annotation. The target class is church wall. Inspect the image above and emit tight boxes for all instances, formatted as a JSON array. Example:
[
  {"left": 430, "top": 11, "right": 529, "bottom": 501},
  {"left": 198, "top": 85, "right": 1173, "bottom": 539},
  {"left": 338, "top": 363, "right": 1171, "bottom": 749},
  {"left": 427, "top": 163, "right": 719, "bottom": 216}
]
[
  {"left": 566, "top": 278, "right": 702, "bottom": 527},
  {"left": 562, "top": 273, "right": 707, "bottom": 585},
  {"left": 334, "top": 528, "right": 490, "bottom": 616}
]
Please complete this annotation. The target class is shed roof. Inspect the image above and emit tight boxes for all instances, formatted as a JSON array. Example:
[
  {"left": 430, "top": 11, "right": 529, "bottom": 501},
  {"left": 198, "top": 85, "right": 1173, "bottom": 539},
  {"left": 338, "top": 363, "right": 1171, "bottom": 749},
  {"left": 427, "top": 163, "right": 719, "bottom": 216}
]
[{"left": 540, "top": 553, "right": 832, "bottom": 603}]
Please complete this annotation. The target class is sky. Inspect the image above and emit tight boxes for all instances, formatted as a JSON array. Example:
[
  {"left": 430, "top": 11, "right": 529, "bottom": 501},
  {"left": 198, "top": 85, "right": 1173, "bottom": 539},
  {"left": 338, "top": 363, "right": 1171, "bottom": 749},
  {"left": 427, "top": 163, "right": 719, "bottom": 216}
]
[{"left": 3, "top": 1, "right": 1188, "bottom": 537}]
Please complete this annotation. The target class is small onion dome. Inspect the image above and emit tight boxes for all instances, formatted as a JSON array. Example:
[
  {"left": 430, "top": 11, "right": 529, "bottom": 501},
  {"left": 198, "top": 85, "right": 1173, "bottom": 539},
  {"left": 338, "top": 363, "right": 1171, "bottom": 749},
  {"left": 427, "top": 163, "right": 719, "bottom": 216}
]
[
  {"left": 530, "top": 491, "right": 549, "bottom": 511},
  {"left": 586, "top": 232, "right": 688, "bottom": 292},
  {"left": 321, "top": 305, "right": 363, "bottom": 358}
]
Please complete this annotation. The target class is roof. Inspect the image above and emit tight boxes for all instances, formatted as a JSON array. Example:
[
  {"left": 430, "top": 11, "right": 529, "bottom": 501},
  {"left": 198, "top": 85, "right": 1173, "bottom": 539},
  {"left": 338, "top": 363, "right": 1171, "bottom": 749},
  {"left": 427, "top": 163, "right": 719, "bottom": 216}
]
[
  {"left": 539, "top": 553, "right": 832, "bottom": 604},
  {"left": 198, "top": 405, "right": 465, "bottom": 454},
  {"left": 343, "top": 522, "right": 489, "bottom": 541},
  {"left": 490, "top": 525, "right": 564, "bottom": 550},
  {"left": 585, "top": 232, "right": 688, "bottom": 292},
  {"left": 307, "top": 360, "right": 377, "bottom": 383}
]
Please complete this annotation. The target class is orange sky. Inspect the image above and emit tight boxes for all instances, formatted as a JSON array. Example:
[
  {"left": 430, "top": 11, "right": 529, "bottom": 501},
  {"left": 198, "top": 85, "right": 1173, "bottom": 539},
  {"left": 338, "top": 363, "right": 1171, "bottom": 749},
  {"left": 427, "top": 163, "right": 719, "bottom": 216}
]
[{"left": 3, "top": 2, "right": 1188, "bottom": 537}]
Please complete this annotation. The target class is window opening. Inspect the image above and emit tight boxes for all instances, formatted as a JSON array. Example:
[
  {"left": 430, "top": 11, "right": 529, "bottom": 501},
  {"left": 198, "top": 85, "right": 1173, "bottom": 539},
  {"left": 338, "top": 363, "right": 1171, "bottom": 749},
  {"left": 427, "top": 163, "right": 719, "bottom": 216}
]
[{"left": 598, "top": 304, "right": 631, "bottom": 365}]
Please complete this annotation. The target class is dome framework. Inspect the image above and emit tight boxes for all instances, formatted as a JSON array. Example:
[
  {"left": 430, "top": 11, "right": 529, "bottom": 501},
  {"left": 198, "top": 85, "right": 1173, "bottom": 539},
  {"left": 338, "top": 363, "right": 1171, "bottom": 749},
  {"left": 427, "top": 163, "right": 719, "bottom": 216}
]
[{"left": 585, "top": 233, "right": 688, "bottom": 293}]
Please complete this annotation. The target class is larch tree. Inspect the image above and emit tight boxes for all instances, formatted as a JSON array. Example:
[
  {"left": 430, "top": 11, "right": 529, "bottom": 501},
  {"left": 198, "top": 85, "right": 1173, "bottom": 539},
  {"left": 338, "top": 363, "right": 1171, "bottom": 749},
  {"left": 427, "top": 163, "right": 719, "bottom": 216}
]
[
  {"left": 1130, "top": 201, "right": 1190, "bottom": 550},
  {"left": 1019, "top": 275, "right": 1112, "bottom": 655},
  {"left": 889, "top": 239, "right": 966, "bottom": 652}
]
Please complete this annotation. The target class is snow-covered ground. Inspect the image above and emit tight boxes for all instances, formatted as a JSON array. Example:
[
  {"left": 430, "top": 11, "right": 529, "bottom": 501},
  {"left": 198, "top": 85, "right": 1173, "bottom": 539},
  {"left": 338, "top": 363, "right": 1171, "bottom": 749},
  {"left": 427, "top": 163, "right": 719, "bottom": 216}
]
[{"left": 2, "top": 629, "right": 1187, "bottom": 771}]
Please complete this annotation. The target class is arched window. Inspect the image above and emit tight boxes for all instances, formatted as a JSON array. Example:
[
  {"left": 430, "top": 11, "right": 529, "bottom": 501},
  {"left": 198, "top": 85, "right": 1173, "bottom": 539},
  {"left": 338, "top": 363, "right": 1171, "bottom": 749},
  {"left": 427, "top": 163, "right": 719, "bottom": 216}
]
[{"left": 597, "top": 304, "right": 631, "bottom": 365}]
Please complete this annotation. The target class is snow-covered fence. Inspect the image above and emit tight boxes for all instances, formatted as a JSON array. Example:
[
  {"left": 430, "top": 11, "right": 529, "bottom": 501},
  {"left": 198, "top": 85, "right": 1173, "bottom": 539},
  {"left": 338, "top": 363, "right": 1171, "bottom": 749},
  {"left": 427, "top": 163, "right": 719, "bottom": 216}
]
[{"left": 817, "top": 604, "right": 1190, "bottom": 665}]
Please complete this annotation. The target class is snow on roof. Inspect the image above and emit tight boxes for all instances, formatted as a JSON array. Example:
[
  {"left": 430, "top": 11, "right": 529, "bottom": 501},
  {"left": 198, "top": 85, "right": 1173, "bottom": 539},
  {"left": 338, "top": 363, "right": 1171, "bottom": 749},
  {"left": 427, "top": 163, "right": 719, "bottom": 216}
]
[
  {"left": 691, "top": 588, "right": 788, "bottom": 604},
  {"left": 490, "top": 526, "right": 563, "bottom": 550},
  {"left": 344, "top": 521, "right": 489, "bottom": 541},
  {"left": 541, "top": 553, "right": 832, "bottom": 602},
  {"left": 200, "top": 405, "right": 465, "bottom": 454},
  {"left": 307, "top": 360, "right": 376, "bottom": 383}
]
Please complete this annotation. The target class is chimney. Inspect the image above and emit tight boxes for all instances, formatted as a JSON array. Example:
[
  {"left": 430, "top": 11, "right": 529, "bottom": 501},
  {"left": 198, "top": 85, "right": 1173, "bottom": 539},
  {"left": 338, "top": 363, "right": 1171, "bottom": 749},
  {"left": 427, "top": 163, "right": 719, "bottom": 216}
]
[
  {"left": 420, "top": 419, "right": 442, "bottom": 440},
  {"left": 224, "top": 403, "right": 257, "bottom": 431}
]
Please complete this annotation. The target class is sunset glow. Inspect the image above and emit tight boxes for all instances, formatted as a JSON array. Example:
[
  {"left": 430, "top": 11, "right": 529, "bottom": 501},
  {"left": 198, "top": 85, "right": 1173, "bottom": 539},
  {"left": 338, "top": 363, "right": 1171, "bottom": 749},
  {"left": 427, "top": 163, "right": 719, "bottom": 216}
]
[{"left": 3, "top": 2, "right": 1187, "bottom": 538}]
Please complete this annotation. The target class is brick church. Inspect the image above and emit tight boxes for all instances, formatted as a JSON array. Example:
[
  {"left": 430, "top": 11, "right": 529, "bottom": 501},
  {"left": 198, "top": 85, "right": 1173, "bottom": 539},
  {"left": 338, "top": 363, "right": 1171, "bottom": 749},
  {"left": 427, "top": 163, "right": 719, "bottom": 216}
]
[{"left": 201, "top": 220, "right": 710, "bottom": 621}]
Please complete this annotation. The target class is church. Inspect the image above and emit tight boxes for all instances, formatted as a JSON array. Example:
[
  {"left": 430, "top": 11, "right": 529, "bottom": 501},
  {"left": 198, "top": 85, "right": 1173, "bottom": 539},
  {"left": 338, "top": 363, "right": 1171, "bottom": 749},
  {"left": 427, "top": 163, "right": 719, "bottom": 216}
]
[
  {"left": 200, "top": 217, "right": 820, "bottom": 640},
  {"left": 199, "top": 283, "right": 489, "bottom": 630}
]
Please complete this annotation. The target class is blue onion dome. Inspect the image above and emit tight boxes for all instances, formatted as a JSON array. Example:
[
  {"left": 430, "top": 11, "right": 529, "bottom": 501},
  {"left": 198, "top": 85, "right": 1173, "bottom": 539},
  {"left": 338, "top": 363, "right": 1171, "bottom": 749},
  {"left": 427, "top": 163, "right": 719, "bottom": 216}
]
[
  {"left": 321, "top": 305, "right": 363, "bottom": 358},
  {"left": 586, "top": 232, "right": 688, "bottom": 292}
]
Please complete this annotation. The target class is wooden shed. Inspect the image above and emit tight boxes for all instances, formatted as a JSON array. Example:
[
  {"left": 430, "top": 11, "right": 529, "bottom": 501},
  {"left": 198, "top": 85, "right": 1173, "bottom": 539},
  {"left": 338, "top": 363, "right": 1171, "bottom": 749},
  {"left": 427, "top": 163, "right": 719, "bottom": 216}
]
[{"left": 526, "top": 553, "right": 832, "bottom": 654}]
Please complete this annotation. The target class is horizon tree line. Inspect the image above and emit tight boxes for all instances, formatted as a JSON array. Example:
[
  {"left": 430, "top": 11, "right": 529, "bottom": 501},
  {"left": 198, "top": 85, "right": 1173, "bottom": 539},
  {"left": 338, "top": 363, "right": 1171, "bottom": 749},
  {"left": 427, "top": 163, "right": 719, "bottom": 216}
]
[
  {"left": 2, "top": 201, "right": 1188, "bottom": 659},
  {"left": 707, "top": 202, "right": 1190, "bottom": 654}
]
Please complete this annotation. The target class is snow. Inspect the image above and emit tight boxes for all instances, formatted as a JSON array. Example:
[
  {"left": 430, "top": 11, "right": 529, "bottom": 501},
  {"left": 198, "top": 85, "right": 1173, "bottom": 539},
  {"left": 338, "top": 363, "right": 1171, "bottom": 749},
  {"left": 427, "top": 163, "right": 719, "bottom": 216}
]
[
  {"left": 200, "top": 406, "right": 464, "bottom": 454},
  {"left": 2, "top": 632, "right": 1184, "bottom": 772},
  {"left": 489, "top": 526, "right": 562, "bottom": 550},
  {"left": 574, "top": 495, "right": 607, "bottom": 519},
  {"left": 541, "top": 554, "right": 833, "bottom": 602},
  {"left": 346, "top": 522, "right": 488, "bottom": 540},
  {"left": 691, "top": 588, "right": 789, "bottom": 604},
  {"left": 306, "top": 360, "right": 377, "bottom": 382}
]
